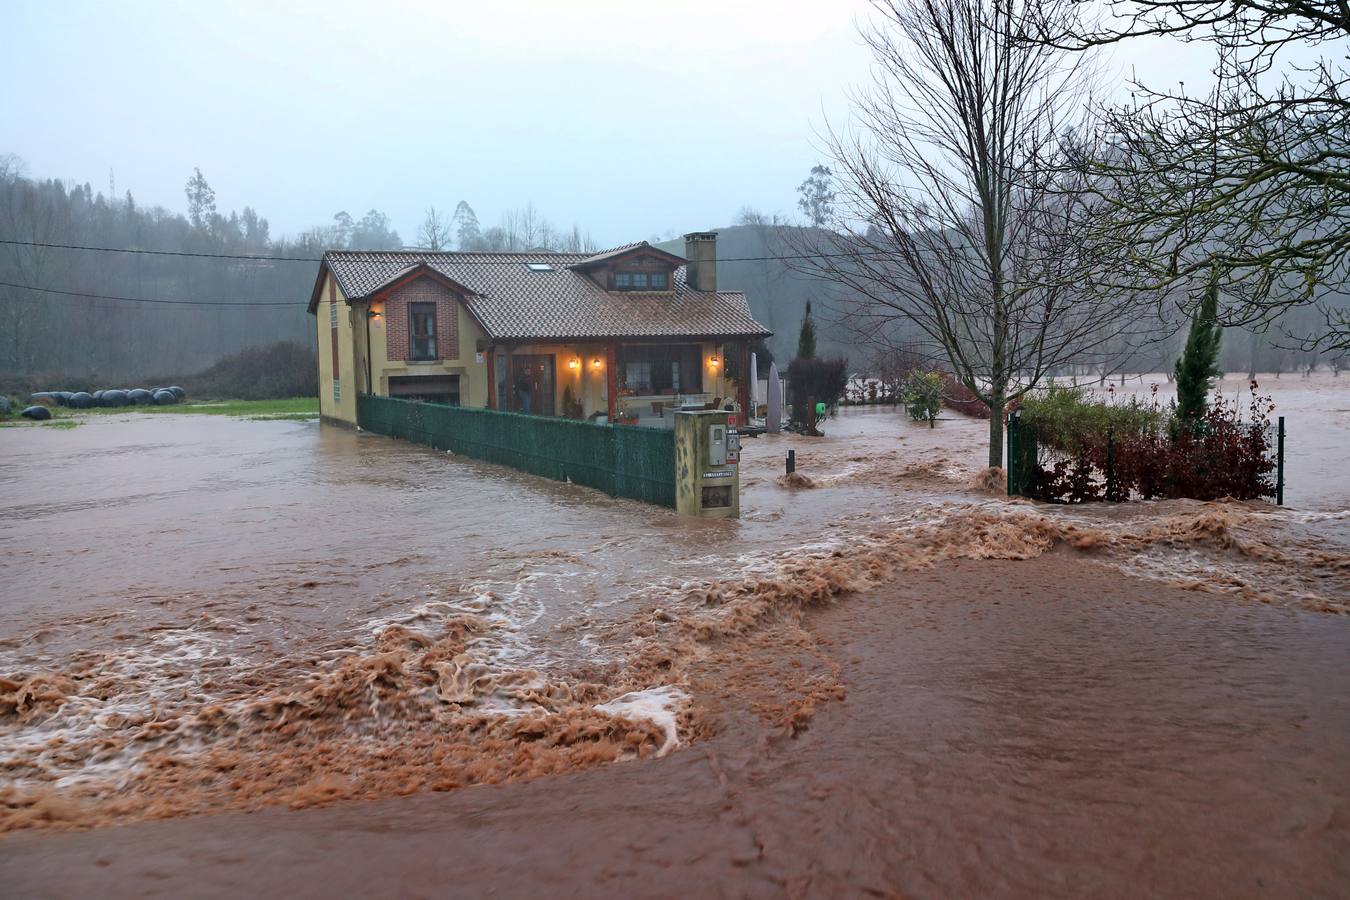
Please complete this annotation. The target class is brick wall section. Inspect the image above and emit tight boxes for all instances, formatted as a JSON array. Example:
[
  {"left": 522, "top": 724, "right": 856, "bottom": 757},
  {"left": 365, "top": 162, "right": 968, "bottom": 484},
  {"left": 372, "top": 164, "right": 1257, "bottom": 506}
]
[{"left": 384, "top": 278, "right": 461, "bottom": 362}]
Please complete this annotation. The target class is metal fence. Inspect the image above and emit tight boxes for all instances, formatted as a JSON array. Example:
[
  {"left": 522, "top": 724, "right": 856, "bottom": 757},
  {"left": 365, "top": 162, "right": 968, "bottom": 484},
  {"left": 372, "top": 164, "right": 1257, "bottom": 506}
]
[
  {"left": 1007, "top": 412, "right": 1285, "bottom": 505},
  {"left": 357, "top": 395, "right": 677, "bottom": 508}
]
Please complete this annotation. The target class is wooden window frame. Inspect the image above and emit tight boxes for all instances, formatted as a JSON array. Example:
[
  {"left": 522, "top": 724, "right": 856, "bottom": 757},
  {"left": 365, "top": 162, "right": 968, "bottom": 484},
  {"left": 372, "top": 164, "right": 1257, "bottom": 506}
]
[{"left": 409, "top": 302, "right": 438, "bottom": 361}]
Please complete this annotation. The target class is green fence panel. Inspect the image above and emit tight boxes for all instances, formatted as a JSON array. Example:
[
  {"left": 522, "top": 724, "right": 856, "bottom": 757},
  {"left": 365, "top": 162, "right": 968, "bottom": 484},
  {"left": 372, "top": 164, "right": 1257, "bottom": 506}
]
[{"left": 356, "top": 395, "right": 677, "bottom": 508}]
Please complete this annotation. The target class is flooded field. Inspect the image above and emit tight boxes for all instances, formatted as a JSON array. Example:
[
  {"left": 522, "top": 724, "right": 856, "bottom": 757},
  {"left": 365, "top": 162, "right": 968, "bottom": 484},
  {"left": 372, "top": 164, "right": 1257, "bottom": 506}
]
[{"left": 0, "top": 376, "right": 1346, "bottom": 848}]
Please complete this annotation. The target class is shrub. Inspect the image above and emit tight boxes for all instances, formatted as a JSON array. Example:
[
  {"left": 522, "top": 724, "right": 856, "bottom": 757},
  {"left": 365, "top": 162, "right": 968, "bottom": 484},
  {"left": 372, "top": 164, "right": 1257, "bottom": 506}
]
[
  {"left": 1017, "top": 381, "right": 1276, "bottom": 503},
  {"left": 186, "top": 341, "right": 318, "bottom": 400},
  {"left": 561, "top": 385, "right": 584, "bottom": 419},
  {"left": 786, "top": 356, "right": 848, "bottom": 433},
  {"left": 902, "top": 370, "right": 944, "bottom": 427},
  {"left": 1019, "top": 383, "right": 1165, "bottom": 455},
  {"left": 939, "top": 374, "right": 992, "bottom": 418}
]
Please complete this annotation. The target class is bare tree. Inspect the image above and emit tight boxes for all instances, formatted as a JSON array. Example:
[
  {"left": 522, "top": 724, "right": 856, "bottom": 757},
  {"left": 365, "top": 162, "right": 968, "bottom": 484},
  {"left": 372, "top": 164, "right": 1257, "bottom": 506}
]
[
  {"left": 792, "top": 0, "right": 1158, "bottom": 466},
  {"left": 417, "top": 206, "right": 453, "bottom": 251},
  {"left": 1032, "top": 0, "right": 1350, "bottom": 349}
]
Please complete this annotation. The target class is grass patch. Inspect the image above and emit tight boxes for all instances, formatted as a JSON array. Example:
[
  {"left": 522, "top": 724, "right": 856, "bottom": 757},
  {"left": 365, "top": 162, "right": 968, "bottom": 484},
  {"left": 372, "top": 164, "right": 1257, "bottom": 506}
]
[
  {"left": 1, "top": 396, "right": 319, "bottom": 424},
  {"left": 0, "top": 418, "right": 81, "bottom": 429}
]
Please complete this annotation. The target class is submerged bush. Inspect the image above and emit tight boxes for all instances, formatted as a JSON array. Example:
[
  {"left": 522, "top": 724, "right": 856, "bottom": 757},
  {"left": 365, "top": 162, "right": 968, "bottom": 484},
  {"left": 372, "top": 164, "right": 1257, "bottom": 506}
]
[
  {"left": 902, "top": 370, "right": 944, "bottom": 427},
  {"left": 1017, "top": 381, "right": 1276, "bottom": 503},
  {"left": 1019, "top": 383, "right": 1165, "bottom": 455},
  {"left": 786, "top": 356, "right": 848, "bottom": 433}
]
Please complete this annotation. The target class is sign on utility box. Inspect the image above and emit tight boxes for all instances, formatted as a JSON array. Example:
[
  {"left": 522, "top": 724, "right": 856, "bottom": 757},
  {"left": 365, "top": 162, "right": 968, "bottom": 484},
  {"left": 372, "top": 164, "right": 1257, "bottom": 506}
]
[{"left": 674, "top": 410, "right": 740, "bottom": 518}]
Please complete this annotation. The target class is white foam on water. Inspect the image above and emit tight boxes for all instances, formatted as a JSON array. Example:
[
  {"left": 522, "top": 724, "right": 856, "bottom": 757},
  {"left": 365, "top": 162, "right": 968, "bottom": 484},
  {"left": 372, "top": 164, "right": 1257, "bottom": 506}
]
[{"left": 594, "top": 685, "right": 689, "bottom": 757}]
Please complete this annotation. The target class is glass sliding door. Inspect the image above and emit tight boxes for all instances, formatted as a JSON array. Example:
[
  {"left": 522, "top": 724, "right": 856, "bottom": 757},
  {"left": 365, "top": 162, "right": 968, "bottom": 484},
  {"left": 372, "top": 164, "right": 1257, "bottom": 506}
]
[{"left": 509, "top": 354, "right": 556, "bottom": 416}]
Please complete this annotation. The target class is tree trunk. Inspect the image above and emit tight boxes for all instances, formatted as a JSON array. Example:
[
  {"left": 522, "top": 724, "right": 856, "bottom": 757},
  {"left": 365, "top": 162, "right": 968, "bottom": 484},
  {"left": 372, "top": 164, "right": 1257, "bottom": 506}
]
[{"left": 987, "top": 399, "right": 1005, "bottom": 469}]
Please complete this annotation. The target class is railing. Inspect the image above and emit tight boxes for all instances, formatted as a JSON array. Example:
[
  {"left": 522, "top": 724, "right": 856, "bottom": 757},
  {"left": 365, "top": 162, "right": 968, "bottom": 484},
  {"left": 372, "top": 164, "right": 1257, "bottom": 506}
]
[{"left": 357, "top": 395, "right": 677, "bottom": 508}]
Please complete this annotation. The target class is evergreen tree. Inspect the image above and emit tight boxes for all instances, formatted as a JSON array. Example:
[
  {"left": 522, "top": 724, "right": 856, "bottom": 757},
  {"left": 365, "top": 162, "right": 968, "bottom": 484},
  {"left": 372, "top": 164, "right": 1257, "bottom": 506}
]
[
  {"left": 184, "top": 167, "right": 216, "bottom": 230},
  {"left": 797, "top": 300, "right": 817, "bottom": 359},
  {"left": 453, "top": 200, "right": 481, "bottom": 250},
  {"left": 1175, "top": 279, "right": 1224, "bottom": 420}
]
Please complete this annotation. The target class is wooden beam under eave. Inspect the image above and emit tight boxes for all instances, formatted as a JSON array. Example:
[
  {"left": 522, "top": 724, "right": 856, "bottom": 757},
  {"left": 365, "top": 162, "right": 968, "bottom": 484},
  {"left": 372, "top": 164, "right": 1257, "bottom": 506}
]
[
  {"left": 486, "top": 345, "right": 497, "bottom": 410},
  {"left": 606, "top": 343, "right": 618, "bottom": 422}
]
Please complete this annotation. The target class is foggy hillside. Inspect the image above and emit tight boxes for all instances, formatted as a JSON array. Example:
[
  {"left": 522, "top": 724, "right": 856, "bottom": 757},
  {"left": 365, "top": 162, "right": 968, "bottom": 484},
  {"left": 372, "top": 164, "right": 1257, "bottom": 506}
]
[
  {"left": 665, "top": 224, "right": 1346, "bottom": 378},
  {"left": 0, "top": 160, "right": 596, "bottom": 379},
  {"left": 658, "top": 224, "right": 858, "bottom": 366}
]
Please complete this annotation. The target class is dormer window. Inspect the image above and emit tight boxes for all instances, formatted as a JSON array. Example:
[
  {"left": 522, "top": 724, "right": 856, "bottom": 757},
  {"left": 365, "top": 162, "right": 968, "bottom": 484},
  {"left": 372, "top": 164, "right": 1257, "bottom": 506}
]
[
  {"left": 612, "top": 270, "right": 669, "bottom": 291},
  {"left": 525, "top": 263, "right": 554, "bottom": 272}
]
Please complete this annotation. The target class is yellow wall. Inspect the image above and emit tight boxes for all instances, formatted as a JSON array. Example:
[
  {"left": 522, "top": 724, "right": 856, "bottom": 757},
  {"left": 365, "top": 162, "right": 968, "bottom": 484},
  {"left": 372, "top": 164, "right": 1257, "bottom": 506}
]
[
  {"left": 316, "top": 275, "right": 359, "bottom": 425},
  {"left": 316, "top": 266, "right": 743, "bottom": 426},
  {"left": 355, "top": 293, "right": 489, "bottom": 409}
]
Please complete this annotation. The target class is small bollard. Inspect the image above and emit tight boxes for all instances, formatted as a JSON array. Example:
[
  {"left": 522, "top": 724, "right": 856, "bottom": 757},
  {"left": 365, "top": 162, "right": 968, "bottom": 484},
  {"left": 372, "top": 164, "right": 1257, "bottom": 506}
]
[{"left": 786, "top": 449, "right": 796, "bottom": 475}]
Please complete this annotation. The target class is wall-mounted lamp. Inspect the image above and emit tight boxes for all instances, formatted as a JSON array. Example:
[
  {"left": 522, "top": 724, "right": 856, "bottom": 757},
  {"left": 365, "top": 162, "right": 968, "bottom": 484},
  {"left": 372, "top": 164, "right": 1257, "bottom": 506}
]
[
  {"left": 591, "top": 357, "right": 603, "bottom": 370},
  {"left": 568, "top": 357, "right": 580, "bottom": 370},
  {"left": 708, "top": 354, "right": 721, "bottom": 368}
]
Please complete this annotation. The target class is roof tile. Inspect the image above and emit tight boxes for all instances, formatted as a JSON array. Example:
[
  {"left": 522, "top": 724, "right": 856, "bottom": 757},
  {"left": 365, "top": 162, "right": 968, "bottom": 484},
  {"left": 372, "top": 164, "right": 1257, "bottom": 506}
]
[{"left": 323, "top": 250, "right": 770, "bottom": 341}]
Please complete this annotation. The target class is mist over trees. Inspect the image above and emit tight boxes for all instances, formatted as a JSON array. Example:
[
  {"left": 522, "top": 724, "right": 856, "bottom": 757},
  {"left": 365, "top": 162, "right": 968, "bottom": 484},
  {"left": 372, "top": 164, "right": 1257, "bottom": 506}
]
[
  {"left": 0, "top": 156, "right": 601, "bottom": 377},
  {"left": 0, "top": 158, "right": 316, "bottom": 377},
  {"left": 1030, "top": 0, "right": 1350, "bottom": 351},
  {"left": 425, "top": 201, "right": 598, "bottom": 253}
]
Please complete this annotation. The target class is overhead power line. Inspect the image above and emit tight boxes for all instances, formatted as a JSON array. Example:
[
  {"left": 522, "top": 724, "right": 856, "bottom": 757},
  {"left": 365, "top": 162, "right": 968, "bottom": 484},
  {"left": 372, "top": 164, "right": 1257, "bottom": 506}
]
[
  {"left": 0, "top": 281, "right": 299, "bottom": 307},
  {"left": 0, "top": 237, "right": 894, "bottom": 265},
  {"left": 0, "top": 239, "right": 320, "bottom": 262}
]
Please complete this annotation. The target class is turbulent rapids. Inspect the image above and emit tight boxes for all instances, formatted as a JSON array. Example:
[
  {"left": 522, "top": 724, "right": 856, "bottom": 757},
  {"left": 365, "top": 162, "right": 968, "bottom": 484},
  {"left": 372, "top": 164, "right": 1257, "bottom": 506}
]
[{"left": 1, "top": 377, "right": 1346, "bottom": 832}]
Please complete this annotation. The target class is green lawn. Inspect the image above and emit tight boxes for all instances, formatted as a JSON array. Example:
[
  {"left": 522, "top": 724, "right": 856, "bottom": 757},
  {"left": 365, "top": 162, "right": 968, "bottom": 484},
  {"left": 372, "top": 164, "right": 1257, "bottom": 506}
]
[{"left": 0, "top": 396, "right": 320, "bottom": 426}]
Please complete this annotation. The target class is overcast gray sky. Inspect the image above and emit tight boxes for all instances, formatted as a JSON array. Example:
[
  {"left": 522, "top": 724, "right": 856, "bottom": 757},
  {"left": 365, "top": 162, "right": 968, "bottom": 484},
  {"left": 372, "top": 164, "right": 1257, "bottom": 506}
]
[{"left": 0, "top": 0, "right": 1294, "bottom": 247}]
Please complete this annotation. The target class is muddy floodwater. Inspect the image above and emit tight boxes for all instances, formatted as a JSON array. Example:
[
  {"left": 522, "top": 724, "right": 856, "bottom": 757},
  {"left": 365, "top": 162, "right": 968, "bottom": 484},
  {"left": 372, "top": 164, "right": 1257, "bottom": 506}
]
[{"left": 1, "top": 375, "right": 1347, "bottom": 896}]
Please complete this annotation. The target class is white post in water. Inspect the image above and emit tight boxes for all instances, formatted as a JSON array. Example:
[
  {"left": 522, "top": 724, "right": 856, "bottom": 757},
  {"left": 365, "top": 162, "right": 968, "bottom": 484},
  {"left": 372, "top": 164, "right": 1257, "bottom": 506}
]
[
  {"left": 766, "top": 361, "right": 782, "bottom": 433},
  {"left": 749, "top": 352, "right": 760, "bottom": 421}
]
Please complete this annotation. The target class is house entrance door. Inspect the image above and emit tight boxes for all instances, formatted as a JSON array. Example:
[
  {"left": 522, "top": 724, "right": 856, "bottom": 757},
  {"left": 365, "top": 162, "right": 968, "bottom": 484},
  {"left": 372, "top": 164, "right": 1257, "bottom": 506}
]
[{"left": 510, "top": 355, "right": 555, "bottom": 416}]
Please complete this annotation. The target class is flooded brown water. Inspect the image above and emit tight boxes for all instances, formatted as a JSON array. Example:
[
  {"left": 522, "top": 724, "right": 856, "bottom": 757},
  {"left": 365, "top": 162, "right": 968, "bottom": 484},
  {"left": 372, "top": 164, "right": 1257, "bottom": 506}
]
[
  {"left": 2, "top": 558, "right": 1346, "bottom": 898},
  {"left": 1, "top": 376, "right": 1347, "bottom": 894}
]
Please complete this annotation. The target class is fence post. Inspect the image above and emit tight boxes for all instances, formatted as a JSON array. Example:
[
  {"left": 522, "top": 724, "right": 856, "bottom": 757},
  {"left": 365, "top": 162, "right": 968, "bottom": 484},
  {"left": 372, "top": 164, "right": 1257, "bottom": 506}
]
[
  {"left": 1006, "top": 412, "right": 1019, "bottom": 497},
  {"left": 1277, "top": 415, "right": 1285, "bottom": 506}
]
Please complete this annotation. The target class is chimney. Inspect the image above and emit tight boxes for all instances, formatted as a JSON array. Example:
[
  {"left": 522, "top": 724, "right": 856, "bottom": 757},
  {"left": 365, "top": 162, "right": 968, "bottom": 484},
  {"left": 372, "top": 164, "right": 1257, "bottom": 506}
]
[{"left": 684, "top": 231, "right": 717, "bottom": 293}]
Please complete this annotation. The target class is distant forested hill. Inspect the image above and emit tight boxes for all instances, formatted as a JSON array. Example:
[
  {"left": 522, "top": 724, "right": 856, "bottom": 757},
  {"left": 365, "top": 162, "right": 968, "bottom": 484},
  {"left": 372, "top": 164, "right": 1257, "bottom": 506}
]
[
  {"left": 661, "top": 224, "right": 1346, "bottom": 377},
  {"left": 658, "top": 224, "right": 863, "bottom": 367},
  {"left": 0, "top": 162, "right": 365, "bottom": 377}
]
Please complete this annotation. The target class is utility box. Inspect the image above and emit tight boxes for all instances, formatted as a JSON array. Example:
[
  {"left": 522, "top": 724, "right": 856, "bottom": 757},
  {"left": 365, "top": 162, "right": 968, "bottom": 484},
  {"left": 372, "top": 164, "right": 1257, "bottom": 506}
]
[{"left": 674, "top": 410, "right": 740, "bottom": 518}]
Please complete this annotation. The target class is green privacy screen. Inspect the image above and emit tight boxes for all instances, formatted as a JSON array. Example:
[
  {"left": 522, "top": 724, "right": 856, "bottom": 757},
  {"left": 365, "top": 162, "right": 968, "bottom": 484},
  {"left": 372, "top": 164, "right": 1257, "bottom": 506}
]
[{"left": 357, "top": 394, "right": 677, "bottom": 508}]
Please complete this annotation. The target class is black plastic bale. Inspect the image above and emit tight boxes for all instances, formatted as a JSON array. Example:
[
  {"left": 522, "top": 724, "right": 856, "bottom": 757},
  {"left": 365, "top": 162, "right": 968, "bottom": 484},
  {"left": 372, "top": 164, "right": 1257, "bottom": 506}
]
[
  {"left": 168, "top": 386, "right": 186, "bottom": 400},
  {"left": 152, "top": 389, "right": 178, "bottom": 405},
  {"left": 69, "top": 391, "right": 95, "bottom": 409},
  {"left": 22, "top": 405, "right": 52, "bottom": 420},
  {"left": 127, "top": 389, "right": 153, "bottom": 405},
  {"left": 101, "top": 389, "right": 129, "bottom": 407}
]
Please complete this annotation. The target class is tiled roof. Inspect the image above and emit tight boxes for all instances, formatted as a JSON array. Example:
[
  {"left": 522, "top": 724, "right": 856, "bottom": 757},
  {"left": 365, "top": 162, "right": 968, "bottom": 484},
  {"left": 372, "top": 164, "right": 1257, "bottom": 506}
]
[
  {"left": 318, "top": 250, "right": 771, "bottom": 341},
  {"left": 570, "top": 240, "right": 683, "bottom": 268}
]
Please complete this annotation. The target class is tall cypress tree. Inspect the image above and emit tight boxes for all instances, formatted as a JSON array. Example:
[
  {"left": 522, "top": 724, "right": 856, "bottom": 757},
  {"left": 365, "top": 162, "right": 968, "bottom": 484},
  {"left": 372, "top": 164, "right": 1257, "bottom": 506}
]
[
  {"left": 1174, "top": 279, "right": 1223, "bottom": 421},
  {"left": 797, "top": 301, "right": 818, "bottom": 359}
]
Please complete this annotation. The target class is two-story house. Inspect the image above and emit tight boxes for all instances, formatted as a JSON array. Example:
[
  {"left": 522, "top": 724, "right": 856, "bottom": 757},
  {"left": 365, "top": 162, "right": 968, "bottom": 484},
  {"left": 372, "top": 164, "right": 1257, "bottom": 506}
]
[{"left": 307, "top": 232, "right": 770, "bottom": 427}]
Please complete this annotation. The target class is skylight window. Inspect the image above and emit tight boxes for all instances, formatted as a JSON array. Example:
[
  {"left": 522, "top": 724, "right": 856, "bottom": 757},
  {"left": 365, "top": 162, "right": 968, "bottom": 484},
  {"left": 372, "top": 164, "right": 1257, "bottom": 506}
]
[{"left": 525, "top": 263, "right": 554, "bottom": 273}]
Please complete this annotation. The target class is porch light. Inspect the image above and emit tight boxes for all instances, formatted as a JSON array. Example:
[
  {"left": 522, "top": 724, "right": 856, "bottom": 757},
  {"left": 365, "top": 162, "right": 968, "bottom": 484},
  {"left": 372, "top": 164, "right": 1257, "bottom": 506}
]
[
  {"left": 568, "top": 357, "right": 580, "bottom": 370},
  {"left": 708, "top": 354, "right": 720, "bottom": 368},
  {"left": 591, "top": 357, "right": 603, "bottom": 370}
]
